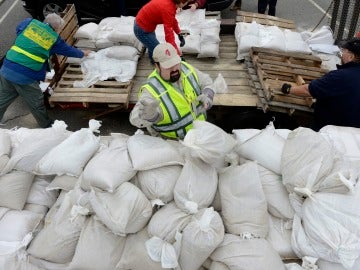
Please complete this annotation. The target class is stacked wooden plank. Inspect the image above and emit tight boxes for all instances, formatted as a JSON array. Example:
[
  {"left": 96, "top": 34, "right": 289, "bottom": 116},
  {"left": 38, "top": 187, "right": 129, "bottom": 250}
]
[{"left": 246, "top": 47, "right": 328, "bottom": 113}]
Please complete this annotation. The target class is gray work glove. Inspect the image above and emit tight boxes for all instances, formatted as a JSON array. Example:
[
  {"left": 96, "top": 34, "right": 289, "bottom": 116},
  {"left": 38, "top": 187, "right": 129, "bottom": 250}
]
[
  {"left": 197, "top": 88, "right": 215, "bottom": 110},
  {"left": 138, "top": 99, "right": 160, "bottom": 122}
]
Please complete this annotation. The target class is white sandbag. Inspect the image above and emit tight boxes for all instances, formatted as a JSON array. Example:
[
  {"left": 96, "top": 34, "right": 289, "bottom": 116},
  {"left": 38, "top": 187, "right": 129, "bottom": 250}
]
[
  {"left": 179, "top": 208, "right": 225, "bottom": 270},
  {"left": 0, "top": 253, "right": 44, "bottom": 270},
  {"left": 44, "top": 190, "right": 67, "bottom": 227},
  {"left": 23, "top": 204, "right": 48, "bottom": 216},
  {"left": 28, "top": 255, "right": 68, "bottom": 270},
  {"left": 260, "top": 26, "right": 286, "bottom": 51},
  {"left": 75, "top": 39, "right": 96, "bottom": 49},
  {"left": 300, "top": 188, "right": 360, "bottom": 269},
  {"left": 137, "top": 165, "right": 182, "bottom": 206},
  {"left": 181, "top": 34, "right": 201, "bottom": 54},
  {"left": 198, "top": 42, "right": 220, "bottom": 58},
  {"left": 210, "top": 261, "right": 230, "bottom": 270},
  {"left": 211, "top": 73, "right": 228, "bottom": 94},
  {"left": 127, "top": 134, "right": 184, "bottom": 170},
  {"left": 26, "top": 176, "right": 58, "bottom": 208},
  {"left": 74, "top": 22, "right": 99, "bottom": 40},
  {"left": 320, "top": 125, "right": 360, "bottom": 161},
  {"left": 46, "top": 175, "right": 78, "bottom": 191},
  {"left": 105, "top": 45, "right": 139, "bottom": 61},
  {"left": 235, "top": 21, "right": 261, "bottom": 38},
  {"left": 95, "top": 38, "right": 115, "bottom": 49},
  {"left": 116, "top": 228, "right": 163, "bottom": 270},
  {"left": 301, "top": 25, "right": 334, "bottom": 46},
  {"left": 0, "top": 130, "right": 11, "bottom": 171},
  {"left": 82, "top": 136, "right": 136, "bottom": 193},
  {"left": 200, "top": 20, "right": 220, "bottom": 43},
  {"left": 0, "top": 207, "right": 9, "bottom": 220},
  {"left": 317, "top": 256, "right": 360, "bottom": 270},
  {"left": 148, "top": 202, "right": 192, "bottom": 243},
  {"left": 281, "top": 127, "right": 344, "bottom": 197},
  {"left": 0, "top": 171, "right": 34, "bottom": 210},
  {"left": 266, "top": 215, "right": 297, "bottom": 259},
  {"left": 236, "top": 122, "right": 285, "bottom": 174},
  {"left": 1, "top": 120, "right": 69, "bottom": 175},
  {"left": 65, "top": 57, "right": 82, "bottom": 64},
  {"left": 174, "top": 157, "right": 218, "bottom": 214},
  {"left": 284, "top": 29, "right": 312, "bottom": 54},
  {"left": 182, "top": 120, "right": 237, "bottom": 168},
  {"left": 27, "top": 190, "right": 89, "bottom": 264},
  {"left": 68, "top": 217, "right": 126, "bottom": 270},
  {"left": 0, "top": 210, "right": 42, "bottom": 242},
  {"left": 257, "top": 164, "right": 294, "bottom": 219},
  {"left": 35, "top": 120, "right": 101, "bottom": 177},
  {"left": 233, "top": 128, "right": 290, "bottom": 145},
  {"left": 218, "top": 162, "right": 269, "bottom": 238},
  {"left": 210, "top": 234, "right": 286, "bottom": 270},
  {"left": 89, "top": 182, "right": 152, "bottom": 236}
]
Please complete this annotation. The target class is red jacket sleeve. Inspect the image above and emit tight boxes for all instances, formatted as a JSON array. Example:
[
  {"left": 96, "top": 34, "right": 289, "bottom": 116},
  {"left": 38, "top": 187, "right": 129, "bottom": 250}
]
[{"left": 162, "top": 9, "right": 182, "bottom": 55}]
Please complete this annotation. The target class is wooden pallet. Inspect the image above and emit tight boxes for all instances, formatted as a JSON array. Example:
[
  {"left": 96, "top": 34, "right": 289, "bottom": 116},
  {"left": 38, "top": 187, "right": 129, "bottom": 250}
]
[
  {"left": 236, "top": 11, "right": 296, "bottom": 30},
  {"left": 247, "top": 47, "right": 329, "bottom": 113},
  {"left": 50, "top": 4, "right": 79, "bottom": 86},
  {"left": 131, "top": 35, "right": 258, "bottom": 107},
  {"left": 49, "top": 64, "right": 133, "bottom": 109}
]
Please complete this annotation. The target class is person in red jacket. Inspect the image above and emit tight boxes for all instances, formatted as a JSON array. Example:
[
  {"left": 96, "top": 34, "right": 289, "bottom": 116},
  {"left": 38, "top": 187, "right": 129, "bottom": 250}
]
[
  {"left": 181, "top": 0, "right": 207, "bottom": 11},
  {"left": 134, "top": 0, "right": 189, "bottom": 64}
]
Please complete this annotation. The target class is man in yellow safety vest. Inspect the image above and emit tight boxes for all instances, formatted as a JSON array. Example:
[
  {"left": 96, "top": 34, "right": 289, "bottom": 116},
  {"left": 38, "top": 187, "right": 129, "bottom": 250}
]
[{"left": 130, "top": 43, "right": 215, "bottom": 139}]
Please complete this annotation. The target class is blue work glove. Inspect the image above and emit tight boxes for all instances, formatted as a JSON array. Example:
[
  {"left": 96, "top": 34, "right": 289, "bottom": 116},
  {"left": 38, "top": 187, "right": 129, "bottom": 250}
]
[
  {"left": 197, "top": 88, "right": 215, "bottom": 110},
  {"left": 139, "top": 99, "right": 160, "bottom": 122},
  {"left": 178, "top": 34, "right": 185, "bottom": 47}
]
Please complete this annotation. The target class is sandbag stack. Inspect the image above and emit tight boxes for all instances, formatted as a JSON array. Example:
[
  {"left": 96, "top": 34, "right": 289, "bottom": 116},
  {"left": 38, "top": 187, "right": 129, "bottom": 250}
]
[{"left": 0, "top": 119, "right": 359, "bottom": 270}]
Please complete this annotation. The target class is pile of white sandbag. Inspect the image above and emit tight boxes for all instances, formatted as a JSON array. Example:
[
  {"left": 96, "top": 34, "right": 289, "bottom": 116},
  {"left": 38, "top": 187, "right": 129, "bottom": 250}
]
[
  {"left": 235, "top": 21, "right": 312, "bottom": 60},
  {"left": 155, "top": 9, "right": 221, "bottom": 58},
  {"left": 74, "top": 16, "right": 143, "bottom": 52},
  {"left": 0, "top": 119, "right": 360, "bottom": 270}
]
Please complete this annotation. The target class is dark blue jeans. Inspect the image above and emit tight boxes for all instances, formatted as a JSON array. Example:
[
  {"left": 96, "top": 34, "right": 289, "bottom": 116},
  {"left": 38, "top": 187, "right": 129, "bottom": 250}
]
[
  {"left": 258, "top": 0, "right": 278, "bottom": 16},
  {"left": 133, "top": 22, "right": 160, "bottom": 64}
]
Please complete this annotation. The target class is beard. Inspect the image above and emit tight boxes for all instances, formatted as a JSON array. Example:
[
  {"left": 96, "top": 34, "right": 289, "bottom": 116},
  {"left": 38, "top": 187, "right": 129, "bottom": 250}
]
[{"left": 169, "top": 70, "right": 180, "bottom": 82}]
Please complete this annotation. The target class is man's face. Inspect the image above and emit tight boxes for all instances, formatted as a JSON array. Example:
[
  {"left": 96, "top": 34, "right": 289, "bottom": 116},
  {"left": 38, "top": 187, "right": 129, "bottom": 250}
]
[
  {"left": 339, "top": 48, "right": 354, "bottom": 64},
  {"left": 157, "top": 63, "right": 181, "bottom": 82}
]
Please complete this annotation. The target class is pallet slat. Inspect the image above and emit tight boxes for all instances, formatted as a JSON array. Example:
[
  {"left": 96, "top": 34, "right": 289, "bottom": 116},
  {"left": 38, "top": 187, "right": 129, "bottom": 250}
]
[{"left": 236, "top": 11, "right": 296, "bottom": 30}]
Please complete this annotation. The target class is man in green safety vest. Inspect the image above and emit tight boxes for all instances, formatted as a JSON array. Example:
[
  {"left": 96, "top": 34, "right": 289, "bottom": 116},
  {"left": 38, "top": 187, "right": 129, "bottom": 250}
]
[
  {"left": 130, "top": 42, "right": 215, "bottom": 139},
  {"left": 0, "top": 13, "right": 91, "bottom": 128}
]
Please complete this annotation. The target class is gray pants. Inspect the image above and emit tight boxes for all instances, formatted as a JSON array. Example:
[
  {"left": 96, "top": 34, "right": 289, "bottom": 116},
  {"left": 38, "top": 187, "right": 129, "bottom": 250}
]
[{"left": 0, "top": 75, "right": 52, "bottom": 128}]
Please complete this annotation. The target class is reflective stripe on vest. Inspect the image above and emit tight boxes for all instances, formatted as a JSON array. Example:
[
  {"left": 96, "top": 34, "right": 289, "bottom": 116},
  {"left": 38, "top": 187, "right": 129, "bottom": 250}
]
[
  {"left": 141, "top": 62, "right": 205, "bottom": 139},
  {"left": 6, "top": 19, "right": 57, "bottom": 71},
  {"left": 10, "top": 45, "right": 46, "bottom": 63}
]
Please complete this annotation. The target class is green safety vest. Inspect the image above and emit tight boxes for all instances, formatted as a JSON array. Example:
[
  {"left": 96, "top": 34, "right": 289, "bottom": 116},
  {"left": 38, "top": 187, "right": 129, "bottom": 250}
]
[
  {"left": 6, "top": 19, "right": 58, "bottom": 71},
  {"left": 140, "top": 61, "right": 206, "bottom": 139}
]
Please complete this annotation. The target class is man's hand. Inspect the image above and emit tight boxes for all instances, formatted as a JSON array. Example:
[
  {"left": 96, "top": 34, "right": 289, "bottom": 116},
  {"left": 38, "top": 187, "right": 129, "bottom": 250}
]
[
  {"left": 178, "top": 34, "right": 185, "bottom": 47},
  {"left": 139, "top": 99, "right": 160, "bottom": 122},
  {"left": 197, "top": 88, "right": 215, "bottom": 110},
  {"left": 82, "top": 50, "right": 92, "bottom": 57},
  {"left": 281, "top": 83, "right": 292, "bottom": 94}
]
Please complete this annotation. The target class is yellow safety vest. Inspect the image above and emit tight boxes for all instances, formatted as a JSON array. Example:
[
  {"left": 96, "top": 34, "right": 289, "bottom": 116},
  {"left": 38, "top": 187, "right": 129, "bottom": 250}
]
[{"left": 140, "top": 61, "right": 206, "bottom": 139}]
